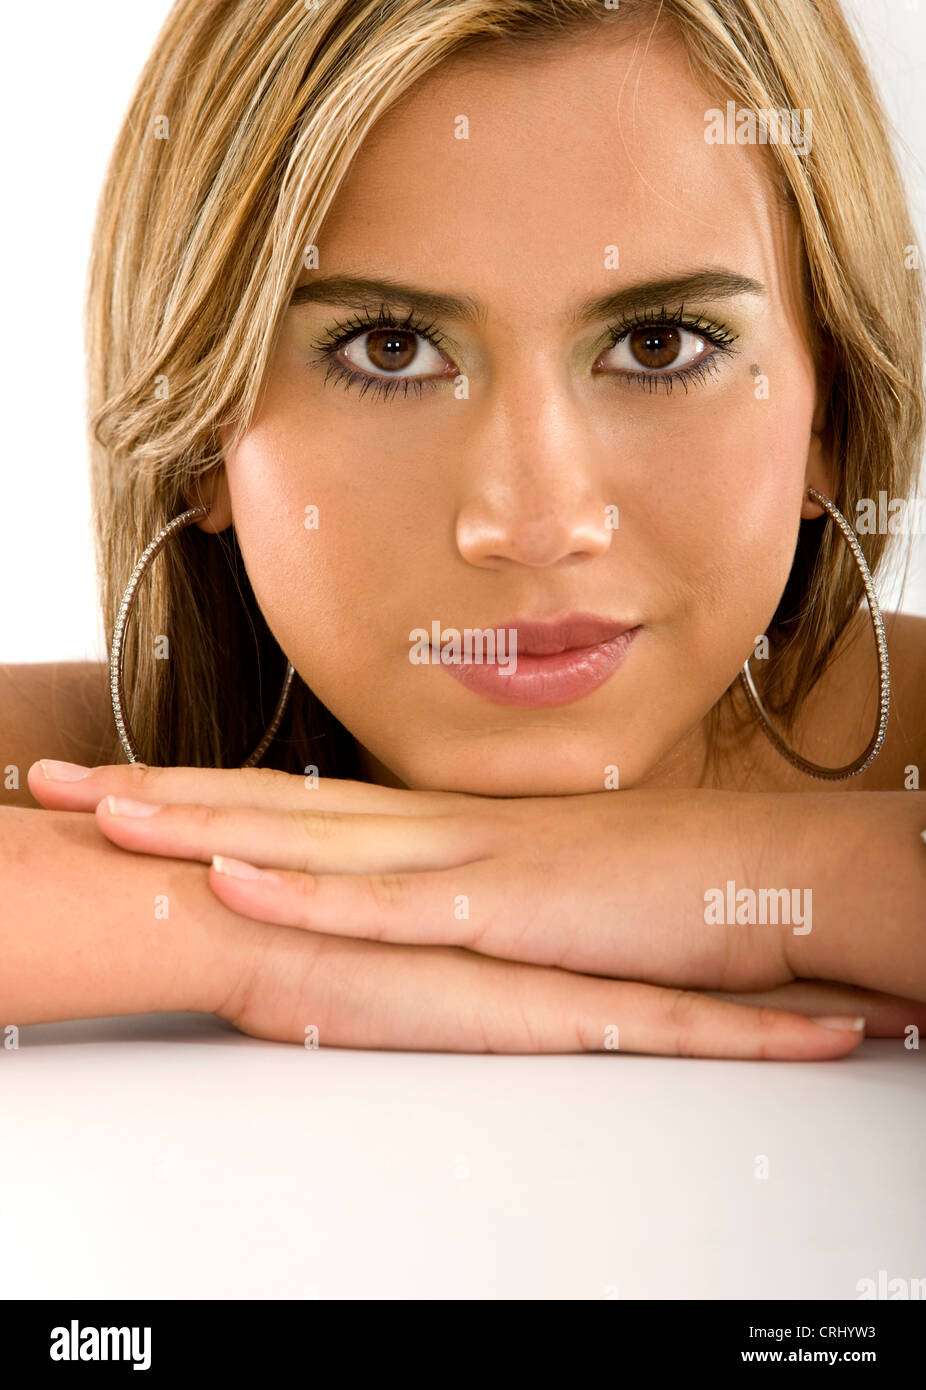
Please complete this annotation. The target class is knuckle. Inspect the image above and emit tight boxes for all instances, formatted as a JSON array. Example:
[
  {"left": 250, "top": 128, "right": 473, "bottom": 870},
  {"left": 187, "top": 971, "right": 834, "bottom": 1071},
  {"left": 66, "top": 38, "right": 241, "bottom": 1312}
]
[
  {"left": 664, "top": 987, "right": 700, "bottom": 1029},
  {"left": 746, "top": 1007, "right": 776, "bottom": 1061},
  {"left": 238, "top": 765, "right": 286, "bottom": 790},
  {"left": 664, "top": 988, "right": 703, "bottom": 1057},
  {"left": 753, "top": 1005, "right": 784, "bottom": 1035},
  {"left": 126, "top": 762, "right": 157, "bottom": 792},
  {"left": 293, "top": 871, "right": 318, "bottom": 901},
  {"left": 287, "top": 871, "right": 320, "bottom": 924},
  {"left": 294, "top": 808, "right": 342, "bottom": 842},
  {"left": 363, "top": 872, "right": 406, "bottom": 918},
  {"left": 186, "top": 802, "right": 217, "bottom": 828}
]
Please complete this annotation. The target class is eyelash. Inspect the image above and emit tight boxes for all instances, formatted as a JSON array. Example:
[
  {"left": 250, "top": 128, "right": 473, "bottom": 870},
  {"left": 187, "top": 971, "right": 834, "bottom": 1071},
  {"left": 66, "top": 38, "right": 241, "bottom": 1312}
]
[
  {"left": 603, "top": 304, "right": 739, "bottom": 394},
  {"left": 307, "top": 301, "right": 739, "bottom": 401},
  {"left": 309, "top": 306, "right": 450, "bottom": 402}
]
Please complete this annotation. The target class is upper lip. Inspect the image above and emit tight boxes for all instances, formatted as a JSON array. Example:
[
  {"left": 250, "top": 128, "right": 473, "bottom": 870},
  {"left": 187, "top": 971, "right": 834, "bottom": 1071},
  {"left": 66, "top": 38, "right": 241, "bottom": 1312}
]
[{"left": 467, "top": 612, "right": 640, "bottom": 656}]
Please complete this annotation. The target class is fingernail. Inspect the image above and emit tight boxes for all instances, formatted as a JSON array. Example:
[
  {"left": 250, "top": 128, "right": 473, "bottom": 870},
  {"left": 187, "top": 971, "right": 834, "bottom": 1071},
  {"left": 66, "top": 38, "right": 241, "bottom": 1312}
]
[
  {"left": 811, "top": 1015, "right": 866, "bottom": 1032},
  {"left": 212, "top": 855, "right": 279, "bottom": 882},
  {"left": 40, "top": 759, "right": 93, "bottom": 781},
  {"left": 106, "top": 796, "right": 163, "bottom": 817}
]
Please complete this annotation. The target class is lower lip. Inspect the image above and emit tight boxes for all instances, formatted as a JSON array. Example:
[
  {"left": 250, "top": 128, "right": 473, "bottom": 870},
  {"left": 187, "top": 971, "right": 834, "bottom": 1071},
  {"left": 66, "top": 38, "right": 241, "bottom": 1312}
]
[{"left": 438, "top": 627, "right": 641, "bottom": 708}]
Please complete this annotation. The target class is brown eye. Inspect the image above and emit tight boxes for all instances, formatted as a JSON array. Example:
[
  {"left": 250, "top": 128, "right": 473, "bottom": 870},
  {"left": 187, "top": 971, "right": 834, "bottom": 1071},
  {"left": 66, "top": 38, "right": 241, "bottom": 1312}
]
[
  {"left": 364, "top": 329, "right": 419, "bottom": 371},
  {"left": 341, "top": 328, "right": 449, "bottom": 379},
  {"left": 628, "top": 325, "right": 683, "bottom": 369},
  {"left": 600, "top": 322, "right": 716, "bottom": 379}
]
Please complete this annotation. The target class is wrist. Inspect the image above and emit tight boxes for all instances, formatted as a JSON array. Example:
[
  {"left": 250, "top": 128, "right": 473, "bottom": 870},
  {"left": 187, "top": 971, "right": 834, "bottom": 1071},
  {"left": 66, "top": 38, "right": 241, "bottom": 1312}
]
[
  {"left": 782, "top": 790, "right": 926, "bottom": 995},
  {"left": 0, "top": 808, "right": 241, "bottom": 1025}
]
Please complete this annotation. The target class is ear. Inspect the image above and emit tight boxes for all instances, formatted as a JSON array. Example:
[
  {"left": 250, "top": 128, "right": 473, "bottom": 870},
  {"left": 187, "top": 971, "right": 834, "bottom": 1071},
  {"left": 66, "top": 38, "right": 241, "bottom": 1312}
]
[
  {"left": 801, "top": 339, "right": 837, "bottom": 521},
  {"left": 182, "top": 465, "right": 233, "bottom": 533}
]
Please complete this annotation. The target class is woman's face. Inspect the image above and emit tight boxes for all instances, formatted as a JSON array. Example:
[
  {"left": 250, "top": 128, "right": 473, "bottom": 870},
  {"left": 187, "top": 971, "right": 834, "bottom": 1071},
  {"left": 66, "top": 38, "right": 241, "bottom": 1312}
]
[{"left": 211, "top": 27, "right": 833, "bottom": 795}]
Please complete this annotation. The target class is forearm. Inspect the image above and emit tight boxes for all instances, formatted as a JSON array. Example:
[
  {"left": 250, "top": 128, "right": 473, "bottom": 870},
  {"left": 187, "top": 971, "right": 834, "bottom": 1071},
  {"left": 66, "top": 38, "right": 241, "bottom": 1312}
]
[
  {"left": 0, "top": 807, "right": 243, "bottom": 1025},
  {"left": 759, "top": 791, "right": 926, "bottom": 999}
]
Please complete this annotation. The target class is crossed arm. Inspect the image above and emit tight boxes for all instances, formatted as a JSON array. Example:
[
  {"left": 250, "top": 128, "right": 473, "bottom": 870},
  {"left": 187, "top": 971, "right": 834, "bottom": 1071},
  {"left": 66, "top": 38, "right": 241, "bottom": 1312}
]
[{"left": 5, "top": 757, "right": 923, "bottom": 1059}]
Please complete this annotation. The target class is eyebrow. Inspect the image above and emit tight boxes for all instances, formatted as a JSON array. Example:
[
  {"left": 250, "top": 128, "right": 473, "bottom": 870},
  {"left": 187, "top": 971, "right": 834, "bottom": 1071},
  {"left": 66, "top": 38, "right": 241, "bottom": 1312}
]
[{"left": 288, "top": 269, "right": 765, "bottom": 326}]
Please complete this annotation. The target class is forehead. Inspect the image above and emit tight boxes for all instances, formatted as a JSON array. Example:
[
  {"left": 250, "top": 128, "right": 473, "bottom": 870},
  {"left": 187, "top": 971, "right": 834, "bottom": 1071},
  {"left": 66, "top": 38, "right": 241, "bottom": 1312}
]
[{"left": 314, "top": 25, "right": 805, "bottom": 325}]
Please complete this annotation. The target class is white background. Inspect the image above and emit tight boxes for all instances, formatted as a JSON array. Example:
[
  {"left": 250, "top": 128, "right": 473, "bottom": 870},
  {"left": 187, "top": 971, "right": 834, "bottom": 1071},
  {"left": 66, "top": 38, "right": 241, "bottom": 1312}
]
[
  {"left": 2, "top": 0, "right": 925, "bottom": 662},
  {"left": 2, "top": 1016, "right": 923, "bottom": 1300},
  {"left": 1, "top": 1, "right": 924, "bottom": 1308}
]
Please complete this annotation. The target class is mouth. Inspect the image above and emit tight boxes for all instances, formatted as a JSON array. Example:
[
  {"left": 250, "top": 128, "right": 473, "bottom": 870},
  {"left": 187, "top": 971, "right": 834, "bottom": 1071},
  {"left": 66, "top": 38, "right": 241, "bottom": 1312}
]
[
  {"left": 433, "top": 611, "right": 643, "bottom": 709},
  {"left": 492, "top": 612, "right": 639, "bottom": 655}
]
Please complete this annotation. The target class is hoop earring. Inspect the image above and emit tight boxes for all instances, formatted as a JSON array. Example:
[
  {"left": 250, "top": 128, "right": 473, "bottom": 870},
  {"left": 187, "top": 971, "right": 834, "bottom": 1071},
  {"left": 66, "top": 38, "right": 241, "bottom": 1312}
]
[
  {"left": 110, "top": 505, "right": 295, "bottom": 767},
  {"left": 738, "top": 485, "right": 890, "bottom": 781}
]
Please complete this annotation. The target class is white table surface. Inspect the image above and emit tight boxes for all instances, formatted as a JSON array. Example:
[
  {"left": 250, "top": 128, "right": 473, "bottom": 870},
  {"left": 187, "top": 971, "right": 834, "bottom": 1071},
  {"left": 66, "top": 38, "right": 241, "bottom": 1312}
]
[{"left": 1, "top": 1015, "right": 922, "bottom": 1300}]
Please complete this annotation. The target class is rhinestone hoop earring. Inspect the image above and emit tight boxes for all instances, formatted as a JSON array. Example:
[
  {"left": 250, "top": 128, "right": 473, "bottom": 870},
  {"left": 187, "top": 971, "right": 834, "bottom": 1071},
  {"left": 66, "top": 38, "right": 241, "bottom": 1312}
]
[
  {"left": 738, "top": 485, "right": 890, "bottom": 781},
  {"left": 110, "top": 504, "right": 296, "bottom": 767}
]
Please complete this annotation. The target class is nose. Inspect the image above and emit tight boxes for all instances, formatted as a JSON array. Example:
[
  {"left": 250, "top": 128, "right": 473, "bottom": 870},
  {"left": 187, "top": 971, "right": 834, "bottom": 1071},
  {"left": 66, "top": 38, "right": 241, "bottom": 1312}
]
[{"left": 454, "top": 383, "right": 614, "bottom": 569}]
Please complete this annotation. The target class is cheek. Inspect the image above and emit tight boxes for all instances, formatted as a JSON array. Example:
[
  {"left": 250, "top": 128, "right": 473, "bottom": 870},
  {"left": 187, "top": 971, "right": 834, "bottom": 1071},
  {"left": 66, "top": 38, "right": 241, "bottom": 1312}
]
[
  {"left": 223, "top": 425, "right": 416, "bottom": 718},
  {"left": 638, "top": 385, "right": 811, "bottom": 663},
  {"left": 223, "top": 427, "right": 352, "bottom": 633}
]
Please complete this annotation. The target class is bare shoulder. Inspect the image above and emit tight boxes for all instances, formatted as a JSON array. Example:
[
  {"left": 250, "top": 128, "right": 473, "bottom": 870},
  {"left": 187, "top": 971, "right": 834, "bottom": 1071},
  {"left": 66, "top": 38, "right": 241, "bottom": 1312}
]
[
  {"left": 831, "top": 609, "right": 925, "bottom": 790},
  {"left": 0, "top": 662, "right": 112, "bottom": 807},
  {"left": 882, "top": 608, "right": 926, "bottom": 762},
  {"left": 885, "top": 609, "right": 926, "bottom": 668},
  {"left": 748, "top": 608, "right": 925, "bottom": 793}
]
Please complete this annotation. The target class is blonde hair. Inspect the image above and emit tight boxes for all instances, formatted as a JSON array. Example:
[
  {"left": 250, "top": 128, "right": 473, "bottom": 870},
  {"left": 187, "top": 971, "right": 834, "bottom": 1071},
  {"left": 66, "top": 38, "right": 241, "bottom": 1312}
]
[{"left": 87, "top": 0, "right": 924, "bottom": 778}]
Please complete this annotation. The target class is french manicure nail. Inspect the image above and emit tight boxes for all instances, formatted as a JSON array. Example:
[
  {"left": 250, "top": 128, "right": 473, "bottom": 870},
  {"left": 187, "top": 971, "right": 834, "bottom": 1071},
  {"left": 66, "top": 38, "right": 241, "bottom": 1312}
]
[
  {"left": 40, "top": 759, "right": 93, "bottom": 781},
  {"left": 812, "top": 1016, "right": 866, "bottom": 1031},
  {"left": 106, "top": 796, "right": 163, "bottom": 817},
  {"left": 212, "top": 855, "right": 279, "bottom": 881}
]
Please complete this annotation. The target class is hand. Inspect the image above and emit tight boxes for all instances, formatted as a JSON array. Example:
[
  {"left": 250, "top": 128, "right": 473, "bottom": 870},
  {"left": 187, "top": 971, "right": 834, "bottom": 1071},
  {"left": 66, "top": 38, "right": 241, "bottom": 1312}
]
[
  {"left": 26, "top": 760, "right": 922, "bottom": 1055},
  {"left": 30, "top": 761, "right": 790, "bottom": 992}
]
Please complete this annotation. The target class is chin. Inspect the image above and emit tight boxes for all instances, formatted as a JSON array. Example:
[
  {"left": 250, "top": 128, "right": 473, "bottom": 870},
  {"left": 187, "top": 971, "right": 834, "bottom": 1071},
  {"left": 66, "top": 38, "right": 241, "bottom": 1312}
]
[{"left": 401, "top": 740, "right": 645, "bottom": 798}]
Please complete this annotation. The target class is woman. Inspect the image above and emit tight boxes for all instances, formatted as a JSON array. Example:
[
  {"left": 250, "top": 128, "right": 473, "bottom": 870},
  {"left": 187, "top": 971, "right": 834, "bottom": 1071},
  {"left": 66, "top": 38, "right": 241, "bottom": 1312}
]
[{"left": 3, "top": 0, "right": 925, "bottom": 1057}]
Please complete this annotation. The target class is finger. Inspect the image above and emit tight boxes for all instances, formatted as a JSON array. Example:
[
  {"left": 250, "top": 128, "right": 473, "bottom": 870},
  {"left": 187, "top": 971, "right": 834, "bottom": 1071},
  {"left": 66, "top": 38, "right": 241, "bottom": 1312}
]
[
  {"left": 207, "top": 857, "right": 753, "bottom": 989},
  {"left": 228, "top": 934, "right": 867, "bottom": 1060},
  {"left": 27, "top": 759, "right": 479, "bottom": 816},
  {"left": 708, "top": 981, "right": 926, "bottom": 1038},
  {"left": 94, "top": 798, "right": 486, "bottom": 875},
  {"left": 208, "top": 856, "right": 507, "bottom": 945}
]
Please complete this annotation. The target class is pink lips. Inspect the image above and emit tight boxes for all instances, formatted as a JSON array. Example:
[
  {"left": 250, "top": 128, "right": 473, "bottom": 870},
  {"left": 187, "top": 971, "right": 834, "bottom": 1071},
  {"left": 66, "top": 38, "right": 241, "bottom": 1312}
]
[{"left": 437, "top": 612, "right": 641, "bottom": 708}]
